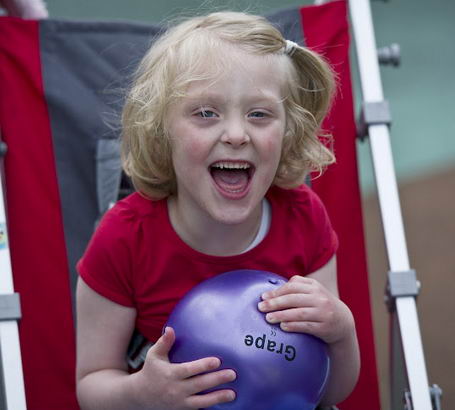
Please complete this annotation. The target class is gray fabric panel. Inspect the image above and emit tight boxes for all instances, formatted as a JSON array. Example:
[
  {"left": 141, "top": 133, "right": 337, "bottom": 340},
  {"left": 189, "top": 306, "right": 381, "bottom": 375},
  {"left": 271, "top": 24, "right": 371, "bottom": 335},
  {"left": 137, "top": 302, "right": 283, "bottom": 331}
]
[
  {"left": 96, "top": 138, "right": 122, "bottom": 215},
  {"left": 38, "top": 11, "right": 304, "bottom": 302},
  {"left": 39, "top": 20, "right": 163, "bottom": 299},
  {"left": 267, "top": 7, "right": 305, "bottom": 46}
]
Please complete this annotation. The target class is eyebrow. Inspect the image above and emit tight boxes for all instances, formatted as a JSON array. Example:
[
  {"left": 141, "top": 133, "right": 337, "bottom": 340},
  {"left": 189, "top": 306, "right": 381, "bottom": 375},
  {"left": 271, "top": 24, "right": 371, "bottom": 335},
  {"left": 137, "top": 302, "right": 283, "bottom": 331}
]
[{"left": 184, "top": 92, "right": 282, "bottom": 106}]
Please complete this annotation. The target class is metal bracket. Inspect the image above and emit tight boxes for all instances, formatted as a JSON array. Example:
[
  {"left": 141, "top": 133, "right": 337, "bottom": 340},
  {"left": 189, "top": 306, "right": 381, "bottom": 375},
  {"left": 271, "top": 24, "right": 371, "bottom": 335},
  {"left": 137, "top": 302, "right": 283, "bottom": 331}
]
[
  {"left": 127, "top": 330, "right": 154, "bottom": 370},
  {"left": 430, "top": 384, "right": 443, "bottom": 410},
  {"left": 357, "top": 100, "right": 392, "bottom": 141},
  {"left": 403, "top": 384, "right": 442, "bottom": 410},
  {"left": 0, "top": 293, "right": 21, "bottom": 321},
  {"left": 0, "top": 141, "right": 7, "bottom": 157},
  {"left": 378, "top": 43, "right": 401, "bottom": 67},
  {"left": 385, "top": 269, "right": 420, "bottom": 313}
]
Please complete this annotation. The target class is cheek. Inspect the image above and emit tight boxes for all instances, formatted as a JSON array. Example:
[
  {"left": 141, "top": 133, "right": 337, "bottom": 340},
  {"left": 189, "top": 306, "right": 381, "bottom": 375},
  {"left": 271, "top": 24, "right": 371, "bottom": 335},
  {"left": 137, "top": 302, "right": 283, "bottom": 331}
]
[
  {"left": 262, "top": 131, "right": 284, "bottom": 162},
  {"left": 172, "top": 136, "right": 209, "bottom": 173}
]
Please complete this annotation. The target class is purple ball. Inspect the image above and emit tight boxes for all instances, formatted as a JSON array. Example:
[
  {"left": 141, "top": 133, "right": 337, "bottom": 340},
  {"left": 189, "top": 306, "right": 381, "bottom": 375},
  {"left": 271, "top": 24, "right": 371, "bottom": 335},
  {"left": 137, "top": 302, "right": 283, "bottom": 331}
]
[{"left": 166, "top": 270, "right": 330, "bottom": 410}]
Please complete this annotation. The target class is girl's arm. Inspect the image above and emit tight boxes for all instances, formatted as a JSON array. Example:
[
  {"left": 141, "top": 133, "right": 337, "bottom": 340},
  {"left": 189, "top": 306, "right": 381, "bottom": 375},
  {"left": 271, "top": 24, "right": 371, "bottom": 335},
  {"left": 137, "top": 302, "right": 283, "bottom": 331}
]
[
  {"left": 305, "top": 256, "right": 360, "bottom": 405},
  {"left": 76, "top": 278, "right": 236, "bottom": 410},
  {"left": 258, "top": 256, "right": 360, "bottom": 406},
  {"left": 76, "top": 277, "right": 140, "bottom": 410}
]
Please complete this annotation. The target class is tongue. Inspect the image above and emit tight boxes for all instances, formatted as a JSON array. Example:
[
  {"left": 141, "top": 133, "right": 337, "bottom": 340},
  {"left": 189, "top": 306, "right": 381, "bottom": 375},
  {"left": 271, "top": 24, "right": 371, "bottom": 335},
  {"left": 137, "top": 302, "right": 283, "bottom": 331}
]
[{"left": 211, "top": 168, "right": 249, "bottom": 192}]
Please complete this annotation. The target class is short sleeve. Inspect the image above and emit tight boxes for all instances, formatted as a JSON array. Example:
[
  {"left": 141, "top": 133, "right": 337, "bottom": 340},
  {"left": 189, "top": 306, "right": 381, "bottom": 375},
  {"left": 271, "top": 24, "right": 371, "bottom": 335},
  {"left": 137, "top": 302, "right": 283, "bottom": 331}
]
[
  {"left": 305, "top": 188, "right": 339, "bottom": 273},
  {"left": 77, "top": 205, "right": 136, "bottom": 307}
]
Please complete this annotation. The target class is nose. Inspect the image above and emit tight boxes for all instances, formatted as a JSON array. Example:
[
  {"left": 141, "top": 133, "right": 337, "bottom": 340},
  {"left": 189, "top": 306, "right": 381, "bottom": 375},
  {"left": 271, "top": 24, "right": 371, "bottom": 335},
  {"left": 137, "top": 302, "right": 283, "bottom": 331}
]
[{"left": 220, "top": 118, "right": 250, "bottom": 148}]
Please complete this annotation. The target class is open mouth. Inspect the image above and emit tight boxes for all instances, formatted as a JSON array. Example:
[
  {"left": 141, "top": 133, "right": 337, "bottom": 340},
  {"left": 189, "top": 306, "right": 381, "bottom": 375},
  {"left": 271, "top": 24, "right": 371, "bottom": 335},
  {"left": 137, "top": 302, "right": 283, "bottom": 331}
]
[{"left": 209, "top": 161, "right": 255, "bottom": 196}]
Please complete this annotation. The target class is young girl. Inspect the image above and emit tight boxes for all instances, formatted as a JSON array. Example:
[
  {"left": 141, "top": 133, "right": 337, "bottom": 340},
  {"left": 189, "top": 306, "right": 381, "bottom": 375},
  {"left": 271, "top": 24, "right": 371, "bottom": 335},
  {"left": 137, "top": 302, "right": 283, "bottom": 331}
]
[{"left": 76, "top": 11, "right": 360, "bottom": 410}]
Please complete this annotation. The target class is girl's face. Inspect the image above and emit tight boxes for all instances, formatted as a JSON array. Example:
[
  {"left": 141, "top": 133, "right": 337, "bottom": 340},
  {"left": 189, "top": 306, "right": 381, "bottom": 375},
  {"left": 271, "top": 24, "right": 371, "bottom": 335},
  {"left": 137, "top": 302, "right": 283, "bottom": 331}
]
[{"left": 166, "top": 51, "right": 287, "bottom": 228}]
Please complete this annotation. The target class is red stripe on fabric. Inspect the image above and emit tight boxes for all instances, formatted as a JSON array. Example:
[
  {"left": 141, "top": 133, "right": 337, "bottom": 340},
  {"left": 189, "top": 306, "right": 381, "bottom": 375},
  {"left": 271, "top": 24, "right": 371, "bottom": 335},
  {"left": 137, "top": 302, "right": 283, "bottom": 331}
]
[
  {"left": 300, "top": 2, "right": 381, "bottom": 409},
  {"left": 0, "top": 17, "right": 79, "bottom": 409}
]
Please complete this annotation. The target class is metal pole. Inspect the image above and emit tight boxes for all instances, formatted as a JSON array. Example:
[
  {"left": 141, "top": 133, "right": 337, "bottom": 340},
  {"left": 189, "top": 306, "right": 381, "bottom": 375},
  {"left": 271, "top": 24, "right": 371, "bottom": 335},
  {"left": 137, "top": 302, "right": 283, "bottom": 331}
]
[
  {"left": 0, "top": 145, "right": 27, "bottom": 409},
  {"left": 348, "top": 0, "right": 432, "bottom": 409}
]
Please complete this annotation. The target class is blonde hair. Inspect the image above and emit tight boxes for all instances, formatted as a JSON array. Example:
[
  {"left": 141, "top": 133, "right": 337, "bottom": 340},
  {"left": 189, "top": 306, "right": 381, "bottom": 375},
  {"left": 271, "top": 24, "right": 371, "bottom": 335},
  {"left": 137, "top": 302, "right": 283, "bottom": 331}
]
[{"left": 121, "top": 11, "right": 336, "bottom": 199}]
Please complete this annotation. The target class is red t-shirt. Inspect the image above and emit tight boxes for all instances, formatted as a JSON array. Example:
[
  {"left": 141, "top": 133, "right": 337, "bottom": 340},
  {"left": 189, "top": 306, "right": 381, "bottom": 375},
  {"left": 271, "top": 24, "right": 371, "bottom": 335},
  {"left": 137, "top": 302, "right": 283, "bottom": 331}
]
[{"left": 77, "top": 185, "right": 338, "bottom": 342}]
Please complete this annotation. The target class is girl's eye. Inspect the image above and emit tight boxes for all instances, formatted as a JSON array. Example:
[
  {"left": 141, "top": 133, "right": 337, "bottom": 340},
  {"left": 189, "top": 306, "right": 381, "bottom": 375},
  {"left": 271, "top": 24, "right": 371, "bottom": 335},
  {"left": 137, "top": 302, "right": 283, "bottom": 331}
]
[
  {"left": 249, "top": 111, "right": 267, "bottom": 118},
  {"left": 197, "top": 110, "right": 217, "bottom": 118}
]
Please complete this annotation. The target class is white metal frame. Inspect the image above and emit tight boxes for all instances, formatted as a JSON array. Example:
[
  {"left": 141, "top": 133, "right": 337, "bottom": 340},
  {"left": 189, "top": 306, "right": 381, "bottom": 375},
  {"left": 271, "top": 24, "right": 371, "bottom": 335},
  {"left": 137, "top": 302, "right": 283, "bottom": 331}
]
[
  {"left": 348, "top": 0, "right": 433, "bottom": 409},
  {"left": 0, "top": 1, "right": 435, "bottom": 409},
  {"left": 0, "top": 149, "right": 27, "bottom": 409}
]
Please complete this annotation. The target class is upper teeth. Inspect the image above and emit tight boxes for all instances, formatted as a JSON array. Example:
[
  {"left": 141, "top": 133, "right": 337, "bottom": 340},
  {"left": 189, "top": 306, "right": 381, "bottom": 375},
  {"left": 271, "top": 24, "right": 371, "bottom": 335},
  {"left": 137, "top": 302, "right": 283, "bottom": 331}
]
[{"left": 212, "top": 162, "right": 250, "bottom": 170}]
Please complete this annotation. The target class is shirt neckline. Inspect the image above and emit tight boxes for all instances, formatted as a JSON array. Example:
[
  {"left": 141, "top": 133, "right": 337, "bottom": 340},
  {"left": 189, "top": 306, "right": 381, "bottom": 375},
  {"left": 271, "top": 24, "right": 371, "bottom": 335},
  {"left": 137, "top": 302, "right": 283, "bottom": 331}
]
[{"left": 160, "top": 194, "right": 276, "bottom": 264}]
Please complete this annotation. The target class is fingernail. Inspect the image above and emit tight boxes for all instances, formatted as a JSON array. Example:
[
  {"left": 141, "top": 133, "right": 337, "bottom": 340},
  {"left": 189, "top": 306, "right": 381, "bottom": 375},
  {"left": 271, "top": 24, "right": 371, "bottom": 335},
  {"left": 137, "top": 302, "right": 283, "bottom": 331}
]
[
  {"left": 228, "top": 391, "right": 236, "bottom": 401},
  {"left": 266, "top": 313, "right": 278, "bottom": 323},
  {"left": 261, "top": 291, "right": 271, "bottom": 299},
  {"left": 228, "top": 370, "right": 237, "bottom": 381},
  {"left": 210, "top": 357, "right": 221, "bottom": 368},
  {"left": 258, "top": 301, "right": 266, "bottom": 311}
]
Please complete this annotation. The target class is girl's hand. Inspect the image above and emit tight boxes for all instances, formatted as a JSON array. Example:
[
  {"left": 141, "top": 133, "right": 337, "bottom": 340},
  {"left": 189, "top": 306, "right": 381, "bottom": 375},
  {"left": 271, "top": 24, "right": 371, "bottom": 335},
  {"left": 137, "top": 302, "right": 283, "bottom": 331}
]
[
  {"left": 130, "top": 327, "right": 236, "bottom": 409},
  {"left": 258, "top": 275, "right": 355, "bottom": 344}
]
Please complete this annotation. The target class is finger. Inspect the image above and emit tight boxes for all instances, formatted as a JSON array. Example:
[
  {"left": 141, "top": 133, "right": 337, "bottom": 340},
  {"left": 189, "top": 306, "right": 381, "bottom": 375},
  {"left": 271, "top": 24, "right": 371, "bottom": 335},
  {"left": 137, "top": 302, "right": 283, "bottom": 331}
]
[
  {"left": 261, "top": 277, "right": 315, "bottom": 300},
  {"left": 185, "top": 368, "right": 236, "bottom": 396},
  {"left": 264, "top": 307, "right": 320, "bottom": 325},
  {"left": 175, "top": 356, "right": 222, "bottom": 379},
  {"left": 258, "top": 293, "right": 314, "bottom": 313},
  {"left": 148, "top": 326, "right": 175, "bottom": 360},
  {"left": 186, "top": 389, "right": 236, "bottom": 409},
  {"left": 279, "top": 320, "right": 322, "bottom": 335},
  {"left": 288, "top": 275, "right": 316, "bottom": 284}
]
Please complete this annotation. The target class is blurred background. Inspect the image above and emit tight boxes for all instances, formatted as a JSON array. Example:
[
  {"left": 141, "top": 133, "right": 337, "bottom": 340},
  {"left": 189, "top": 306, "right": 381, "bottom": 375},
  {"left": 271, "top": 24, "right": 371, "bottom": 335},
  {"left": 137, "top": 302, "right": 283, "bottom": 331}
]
[{"left": 6, "top": 0, "right": 455, "bottom": 407}]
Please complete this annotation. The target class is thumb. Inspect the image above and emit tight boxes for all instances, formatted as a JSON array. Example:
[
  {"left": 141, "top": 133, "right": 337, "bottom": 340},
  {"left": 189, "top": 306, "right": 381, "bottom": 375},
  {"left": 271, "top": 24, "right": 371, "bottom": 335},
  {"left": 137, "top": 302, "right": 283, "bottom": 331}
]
[{"left": 149, "top": 326, "right": 176, "bottom": 360}]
